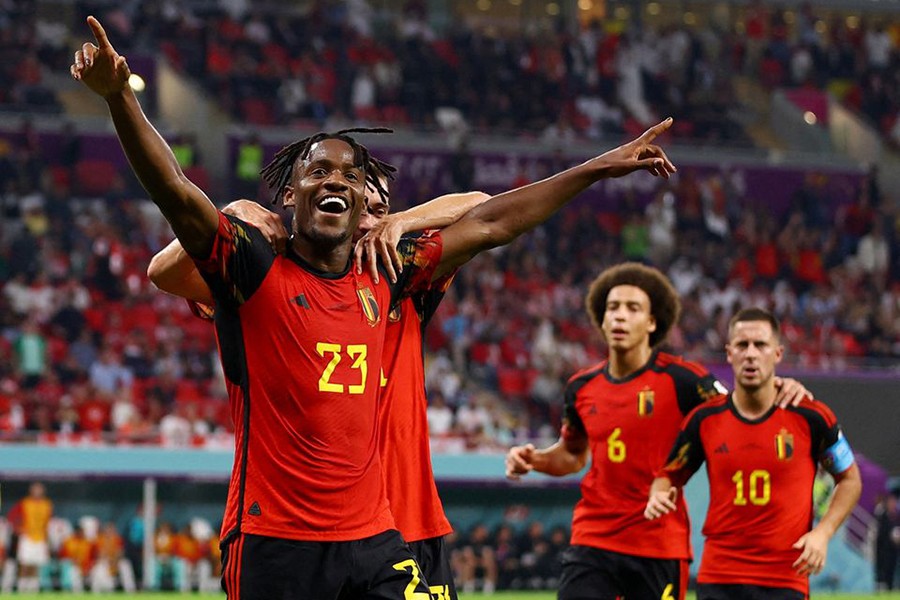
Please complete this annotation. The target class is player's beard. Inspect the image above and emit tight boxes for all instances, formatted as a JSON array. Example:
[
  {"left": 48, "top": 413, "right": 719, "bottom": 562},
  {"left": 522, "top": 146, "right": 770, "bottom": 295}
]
[{"left": 296, "top": 220, "right": 353, "bottom": 250}]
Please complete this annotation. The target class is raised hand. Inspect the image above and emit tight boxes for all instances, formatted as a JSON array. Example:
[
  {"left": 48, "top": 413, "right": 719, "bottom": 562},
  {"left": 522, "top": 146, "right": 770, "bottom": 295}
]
[
  {"left": 70, "top": 16, "right": 131, "bottom": 98},
  {"left": 222, "top": 200, "right": 288, "bottom": 255},
  {"left": 593, "top": 117, "right": 677, "bottom": 179}
]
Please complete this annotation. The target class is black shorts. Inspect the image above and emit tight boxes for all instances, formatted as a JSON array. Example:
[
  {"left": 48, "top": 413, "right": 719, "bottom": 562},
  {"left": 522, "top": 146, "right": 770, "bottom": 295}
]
[
  {"left": 558, "top": 545, "right": 688, "bottom": 600},
  {"left": 408, "top": 536, "right": 458, "bottom": 600},
  {"left": 697, "top": 583, "right": 806, "bottom": 600},
  {"left": 220, "top": 529, "right": 431, "bottom": 599}
]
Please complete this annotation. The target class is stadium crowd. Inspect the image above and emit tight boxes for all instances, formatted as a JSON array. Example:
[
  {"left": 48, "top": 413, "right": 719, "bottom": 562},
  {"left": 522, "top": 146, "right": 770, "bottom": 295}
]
[
  {"left": 2, "top": 1, "right": 898, "bottom": 146},
  {"left": 0, "top": 113, "right": 897, "bottom": 449}
]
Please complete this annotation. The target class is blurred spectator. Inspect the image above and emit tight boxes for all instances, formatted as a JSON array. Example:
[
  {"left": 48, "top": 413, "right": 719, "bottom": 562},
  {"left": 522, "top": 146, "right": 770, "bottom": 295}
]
[{"left": 875, "top": 491, "right": 900, "bottom": 591}]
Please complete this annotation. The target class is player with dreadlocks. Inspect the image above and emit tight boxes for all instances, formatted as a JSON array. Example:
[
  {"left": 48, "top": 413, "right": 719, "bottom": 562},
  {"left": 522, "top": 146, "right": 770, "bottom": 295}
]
[
  {"left": 74, "top": 15, "right": 677, "bottom": 599},
  {"left": 148, "top": 166, "right": 491, "bottom": 599}
]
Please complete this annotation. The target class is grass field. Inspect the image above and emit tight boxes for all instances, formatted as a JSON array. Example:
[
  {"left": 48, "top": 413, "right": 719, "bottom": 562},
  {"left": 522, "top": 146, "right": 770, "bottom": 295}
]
[{"left": 8, "top": 593, "right": 900, "bottom": 599}]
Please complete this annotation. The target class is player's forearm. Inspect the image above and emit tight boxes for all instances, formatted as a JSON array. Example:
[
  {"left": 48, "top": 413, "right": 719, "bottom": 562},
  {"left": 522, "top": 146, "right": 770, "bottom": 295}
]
[
  {"left": 147, "top": 239, "right": 214, "bottom": 305},
  {"left": 531, "top": 441, "right": 588, "bottom": 477},
  {"left": 457, "top": 159, "right": 608, "bottom": 248},
  {"left": 814, "top": 464, "right": 862, "bottom": 540},
  {"left": 395, "top": 191, "right": 491, "bottom": 233},
  {"left": 649, "top": 476, "right": 674, "bottom": 497},
  {"left": 105, "top": 88, "right": 218, "bottom": 255}
]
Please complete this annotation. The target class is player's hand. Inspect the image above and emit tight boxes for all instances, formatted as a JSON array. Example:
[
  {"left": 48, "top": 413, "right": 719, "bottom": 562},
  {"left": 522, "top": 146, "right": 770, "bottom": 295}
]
[
  {"left": 592, "top": 118, "right": 677, "bottom": 179},
  {"left": 354, "top": 215, "right": 405, "bottom": 284},
  {"left": 774, "top": 377, "right": 812, "bottom": 409},
  {"left": 70, "top": 16, "right": 131, "bottom": 99},
  {"left": 505, "top": 444, "right": 536, "bottom": 480},
  {"left": 792, "top": 528, "right": 829, "bottom": 576},
  {"left": 222, "top": 200, "right": 288, "bottom": 255},
  {"left": 644, "top": 486, "right": 678, "bottom": 520}
]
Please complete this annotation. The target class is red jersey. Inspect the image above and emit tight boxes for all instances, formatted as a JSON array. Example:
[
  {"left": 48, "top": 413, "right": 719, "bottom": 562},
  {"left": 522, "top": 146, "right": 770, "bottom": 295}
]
[
  {"left": 661, "top": 394, "right": 850, "bottom": 595},
  {"left": 563, "top": 351, "right": 721, "bottom": 559},
  {"left": 193, "top": 213, "right": 441, "bottom": 542},
  {"left": 378, "top": 272, "right": 455, "bottom": 542}
]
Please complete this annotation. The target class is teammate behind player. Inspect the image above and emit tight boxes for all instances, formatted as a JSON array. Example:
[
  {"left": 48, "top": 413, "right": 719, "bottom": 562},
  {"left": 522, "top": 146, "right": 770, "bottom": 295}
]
[
  {"left": 645, "top": 308, "right": 862, "bottom": 600},
  {"left": 149, "top": 181, "right": 491, "bottom": 600},
  {"left": 505, "top": 264, "right": 809, "bottom": 600}
]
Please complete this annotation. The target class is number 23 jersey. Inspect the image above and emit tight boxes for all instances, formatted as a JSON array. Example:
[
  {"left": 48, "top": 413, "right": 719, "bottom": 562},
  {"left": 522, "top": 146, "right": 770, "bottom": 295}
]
[{"left": 193, "top": 213, "right": 442, "bottom": 543}]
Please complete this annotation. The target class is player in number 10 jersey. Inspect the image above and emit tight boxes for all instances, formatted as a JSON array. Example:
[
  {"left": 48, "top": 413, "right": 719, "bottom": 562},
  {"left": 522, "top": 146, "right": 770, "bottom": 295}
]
[
  {"left": 506, "top": 264, "right": 809, "bottom": 600},
  {"left": 645, "top": 308, "right": 861, "bottom": 600}
]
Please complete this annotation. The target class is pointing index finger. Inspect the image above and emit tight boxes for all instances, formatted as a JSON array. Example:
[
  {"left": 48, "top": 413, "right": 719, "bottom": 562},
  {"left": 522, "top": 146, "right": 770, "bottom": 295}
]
[
  {"left": 641, "top": 117, "right": 674, "bottom": 143},
  {"left": 87, "top": 16, "right": 113, "bottom": 50}
]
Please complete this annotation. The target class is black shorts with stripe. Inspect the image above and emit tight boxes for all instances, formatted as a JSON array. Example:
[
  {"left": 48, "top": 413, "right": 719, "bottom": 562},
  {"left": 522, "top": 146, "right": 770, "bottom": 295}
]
[
  {"left": 558, "top": 545, "right": 689, "bottom": 600},
  {"left": 408, "top": 535, "right": 457, "bottom": 600},
  {"left": 220, "top": 529, "right": 431, "bottom": 599}
]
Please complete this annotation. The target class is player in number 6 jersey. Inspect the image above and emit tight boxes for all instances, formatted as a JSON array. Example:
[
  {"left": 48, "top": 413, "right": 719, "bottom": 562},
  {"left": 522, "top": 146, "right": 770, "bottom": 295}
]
[
  {"left": 505, "top": 264, "right": 811, "bottom": 600},
  {"left": 645, "top": 308, "right": 861, "bottom": 600}
]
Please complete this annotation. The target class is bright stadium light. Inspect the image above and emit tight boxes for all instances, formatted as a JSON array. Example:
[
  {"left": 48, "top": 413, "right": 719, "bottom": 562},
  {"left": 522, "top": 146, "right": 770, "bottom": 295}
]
[
  {"left": 804, "top": 111, "right": 817, "bottom": 125},
  {"left": 128, "top": 73, "right": 146, "bottom": 93},
  {"left": 647, "top": 2, "right": 661, "bottom": 16},
  {"left": 546, "top": 2, "right": 560, "bottom": 15},
  {"left": 578, "top": 0, "right": 593, "bottom": 10}
]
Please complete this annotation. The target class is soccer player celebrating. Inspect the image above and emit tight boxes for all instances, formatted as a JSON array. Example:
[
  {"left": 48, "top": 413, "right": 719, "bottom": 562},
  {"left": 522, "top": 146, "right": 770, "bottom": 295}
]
[
  {"left": 645, "top": 308, "right": 862, "bottom": 600},
  {"left": 72, "top": 16, "right": 675, "bottom": 598},
  {"left": 505, "top": 264, "right": 810, "bottom": 600},
  {"left": 148, "top": 181, "right": 490, "bottom": 600}
]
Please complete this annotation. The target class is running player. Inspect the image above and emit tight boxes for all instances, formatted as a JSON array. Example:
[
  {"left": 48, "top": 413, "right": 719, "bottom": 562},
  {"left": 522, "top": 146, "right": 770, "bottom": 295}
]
[
  {"left": 505, "top": 263, "right": 809, "bottom": 600},
  {"left": 645, "top": 308, "right": 861, "bottom": 600}
]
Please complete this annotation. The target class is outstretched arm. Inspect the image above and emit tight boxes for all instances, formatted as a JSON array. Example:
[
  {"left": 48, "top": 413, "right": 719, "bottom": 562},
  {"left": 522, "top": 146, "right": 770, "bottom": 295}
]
[
  {"left": 434, "top": 118, "right": 675, "bottom": 280},
  {"left": 354, "top": 191, "right": 491, "bottom": 282},
  {"left": 792, "top": 464, "right": 862, "bottom": 576},
  {"left": 148, "top": 239, "right": 213, "bottom": 304},
  {"left": 71, "top": 16, "right": 218, "bottom": 256}
]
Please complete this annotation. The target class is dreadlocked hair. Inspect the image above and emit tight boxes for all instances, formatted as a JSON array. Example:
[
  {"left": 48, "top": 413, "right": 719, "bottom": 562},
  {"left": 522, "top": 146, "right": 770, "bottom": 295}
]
[{"left": 258, "top": 127, "right": 396, "bottom": 206}]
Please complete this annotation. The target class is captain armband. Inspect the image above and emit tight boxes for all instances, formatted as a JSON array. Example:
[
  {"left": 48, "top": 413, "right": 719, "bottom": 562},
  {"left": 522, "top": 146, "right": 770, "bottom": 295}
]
[{"left": 821, "top": 431, "right": 855, "bottom": 476}]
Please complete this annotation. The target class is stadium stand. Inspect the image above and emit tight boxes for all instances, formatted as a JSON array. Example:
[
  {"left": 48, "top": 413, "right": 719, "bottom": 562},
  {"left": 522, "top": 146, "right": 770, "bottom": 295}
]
[{"left": 0, "top": 0, "right": 897, "bottom": 593}]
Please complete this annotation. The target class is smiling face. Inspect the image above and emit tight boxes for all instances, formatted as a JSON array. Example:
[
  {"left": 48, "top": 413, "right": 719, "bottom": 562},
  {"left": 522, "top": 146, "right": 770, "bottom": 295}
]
[
  {"left": 282, "top": 138, "right": 366, "bottom": 249},
  {"left": 726, "top": 320, "right": 784, "bottom": 392},
  {"left": 601, "top": 284, "right": 656, "bottom": 353}
]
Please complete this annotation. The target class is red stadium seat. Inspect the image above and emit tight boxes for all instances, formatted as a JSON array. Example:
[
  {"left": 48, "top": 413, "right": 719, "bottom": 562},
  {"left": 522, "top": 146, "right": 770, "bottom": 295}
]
[{"left": 240, "top": 98, "right": 275, "bottom": 126}]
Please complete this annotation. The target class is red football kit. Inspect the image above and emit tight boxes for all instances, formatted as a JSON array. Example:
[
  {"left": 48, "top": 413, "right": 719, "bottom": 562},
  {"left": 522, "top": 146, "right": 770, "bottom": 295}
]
[
  {"left": 378, "top": 274, "right": 455, "bottom": 543},
  {"left": 563, "top": 351, "right": 722, "bottom": 559},
  {"left": 192, "top": 213, "right": 442, "bottom": 543},
  {"left": 661, "top": 394, "right": 852, "bottom": 595}
]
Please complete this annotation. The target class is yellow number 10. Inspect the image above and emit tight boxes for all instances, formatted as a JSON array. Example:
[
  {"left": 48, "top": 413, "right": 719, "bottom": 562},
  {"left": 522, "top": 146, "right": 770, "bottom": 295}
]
[{"left": 732, "top": 469, "right": 771, "bottom": 506}]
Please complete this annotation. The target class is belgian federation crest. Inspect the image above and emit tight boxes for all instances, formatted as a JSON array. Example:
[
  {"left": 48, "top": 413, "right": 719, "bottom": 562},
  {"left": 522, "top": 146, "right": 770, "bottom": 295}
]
[
  {"left": 357, "top": 286, "right": 381, "bottom": 327},
  {"left": 775, "top": 428, "right": 794, "bottom": 461},
  {"left": 638, "top": 389, "right": 654, "bottom": 417}
]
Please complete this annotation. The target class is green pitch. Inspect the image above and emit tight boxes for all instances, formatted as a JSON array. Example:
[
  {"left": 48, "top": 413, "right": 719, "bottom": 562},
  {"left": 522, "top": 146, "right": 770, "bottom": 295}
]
[{"left": 10, "top": 592, "right": 900, "bottom": 599}]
